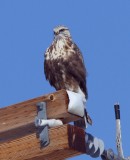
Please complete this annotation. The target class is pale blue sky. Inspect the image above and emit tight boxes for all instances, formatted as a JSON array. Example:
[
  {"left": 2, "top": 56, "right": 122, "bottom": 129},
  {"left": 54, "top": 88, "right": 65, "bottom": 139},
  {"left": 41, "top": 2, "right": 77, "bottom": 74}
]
[{"left": 0, "top": 1, "right": 130, "bottom": 159}]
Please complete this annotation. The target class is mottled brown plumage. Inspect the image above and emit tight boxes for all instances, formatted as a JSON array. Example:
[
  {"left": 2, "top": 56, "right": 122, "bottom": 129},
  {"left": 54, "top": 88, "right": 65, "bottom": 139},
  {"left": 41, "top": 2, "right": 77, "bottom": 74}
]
[{"left": 44, "top": 26, "right": 92, "bottom": 125}]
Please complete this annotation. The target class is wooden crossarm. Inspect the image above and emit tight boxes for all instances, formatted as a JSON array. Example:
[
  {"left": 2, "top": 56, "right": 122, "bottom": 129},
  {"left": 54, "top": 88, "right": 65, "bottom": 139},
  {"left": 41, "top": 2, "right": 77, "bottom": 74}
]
[
  {"left": 0, "top": 124, "right": 86, "bottom": 160},
  {"left": 0, "top": 90, "right": 81, "bottom": 143}
]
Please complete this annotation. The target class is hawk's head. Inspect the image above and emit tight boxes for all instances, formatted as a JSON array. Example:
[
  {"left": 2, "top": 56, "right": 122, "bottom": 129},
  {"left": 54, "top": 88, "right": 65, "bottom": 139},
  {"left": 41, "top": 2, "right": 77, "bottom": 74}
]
[{"left": 53, "top": 25, "right": 71, "bottom": 39}]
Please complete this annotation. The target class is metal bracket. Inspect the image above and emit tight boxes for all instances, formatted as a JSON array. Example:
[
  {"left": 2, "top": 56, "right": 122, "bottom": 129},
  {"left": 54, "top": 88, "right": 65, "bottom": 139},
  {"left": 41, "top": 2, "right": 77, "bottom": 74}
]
[{"left": 35, "top": 102, "right": 49, "bottom": 148}]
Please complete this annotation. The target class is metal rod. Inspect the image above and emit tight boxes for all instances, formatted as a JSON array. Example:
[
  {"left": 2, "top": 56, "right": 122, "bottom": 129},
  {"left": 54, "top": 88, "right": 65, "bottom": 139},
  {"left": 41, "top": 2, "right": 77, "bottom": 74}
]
[{"left": 114, "top": 103, "right": 124, "bottom": 159}]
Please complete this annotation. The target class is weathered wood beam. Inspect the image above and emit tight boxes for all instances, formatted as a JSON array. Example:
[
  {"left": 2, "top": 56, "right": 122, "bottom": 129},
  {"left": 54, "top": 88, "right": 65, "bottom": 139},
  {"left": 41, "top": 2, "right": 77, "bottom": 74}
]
[
  {"left": 0, "top": 124, "right": 86, "bottom": 160},
  {"left": 0, "top": 90, "right": 81, "bottom": 143}
]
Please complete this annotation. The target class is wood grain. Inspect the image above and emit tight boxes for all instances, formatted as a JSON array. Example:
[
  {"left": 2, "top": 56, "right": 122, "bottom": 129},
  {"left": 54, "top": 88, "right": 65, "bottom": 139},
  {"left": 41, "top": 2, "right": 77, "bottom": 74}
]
[
  {"left": 0, "top": 90, "right": 81, "bottom": 143},
  {"left": 0, "top": 125, "right": 86, "bottom": 160}
]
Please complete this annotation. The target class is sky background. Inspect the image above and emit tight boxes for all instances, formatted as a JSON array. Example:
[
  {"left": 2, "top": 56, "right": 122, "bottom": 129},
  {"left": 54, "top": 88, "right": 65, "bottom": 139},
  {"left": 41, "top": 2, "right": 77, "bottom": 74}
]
[{"left": 0, "top": 0, "right": 130, "bottom": 159}]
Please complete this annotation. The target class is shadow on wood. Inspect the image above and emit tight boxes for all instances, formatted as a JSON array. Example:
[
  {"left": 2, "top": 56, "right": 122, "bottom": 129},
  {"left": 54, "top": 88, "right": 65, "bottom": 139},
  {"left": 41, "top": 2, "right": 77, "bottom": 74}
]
[
  {"left": 0, "top": 90, "right": 86, "bottom": 160},
  {"left": 0, "top": 125, "right": 86, "bottom": 160}
]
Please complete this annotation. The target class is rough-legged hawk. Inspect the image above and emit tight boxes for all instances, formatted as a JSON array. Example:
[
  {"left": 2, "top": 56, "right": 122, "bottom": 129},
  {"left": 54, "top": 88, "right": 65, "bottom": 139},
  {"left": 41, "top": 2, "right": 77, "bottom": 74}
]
[{"left": 44, "top": 25, "right": 92, "bottom": 126}]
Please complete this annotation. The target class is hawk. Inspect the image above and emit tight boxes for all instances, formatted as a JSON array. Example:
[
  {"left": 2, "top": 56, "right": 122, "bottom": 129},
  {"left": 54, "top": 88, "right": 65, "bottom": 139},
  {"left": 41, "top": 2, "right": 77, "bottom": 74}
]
[{"left": 44, "top": 25, "right": 92, "bottom": 126}]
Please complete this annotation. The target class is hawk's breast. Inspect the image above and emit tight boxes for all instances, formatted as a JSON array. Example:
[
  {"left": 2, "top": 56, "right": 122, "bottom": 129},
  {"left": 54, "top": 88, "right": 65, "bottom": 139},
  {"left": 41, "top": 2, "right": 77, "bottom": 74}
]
[{"left": 45, "top": 38, "right": 73, "bottom": 61}]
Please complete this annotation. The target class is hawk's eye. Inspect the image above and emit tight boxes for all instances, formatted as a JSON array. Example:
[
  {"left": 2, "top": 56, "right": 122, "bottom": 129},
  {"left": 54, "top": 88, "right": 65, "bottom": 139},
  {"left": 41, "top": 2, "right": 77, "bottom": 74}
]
[{"left": 59, "top": 29, "right": 65, "bottom": 32}]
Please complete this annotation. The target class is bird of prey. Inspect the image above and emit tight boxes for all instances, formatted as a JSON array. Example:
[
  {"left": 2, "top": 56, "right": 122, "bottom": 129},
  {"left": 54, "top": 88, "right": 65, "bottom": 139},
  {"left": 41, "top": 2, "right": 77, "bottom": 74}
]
[{"left": 44, "top": 25, "right": 92, "bottom": 127}]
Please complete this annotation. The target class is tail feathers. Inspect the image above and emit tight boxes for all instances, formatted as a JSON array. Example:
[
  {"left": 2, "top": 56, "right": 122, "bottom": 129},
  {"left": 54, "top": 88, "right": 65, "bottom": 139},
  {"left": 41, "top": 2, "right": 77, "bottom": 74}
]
[{"left": 85, "top": 109, "right": 92, "bottom": 125}]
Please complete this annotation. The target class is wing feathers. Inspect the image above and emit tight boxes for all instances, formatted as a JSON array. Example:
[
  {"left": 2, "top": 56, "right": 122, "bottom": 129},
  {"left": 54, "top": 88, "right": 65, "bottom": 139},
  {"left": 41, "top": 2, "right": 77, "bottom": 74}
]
[{"left": 44, "top": 42, "right": 88, "bottom": 98}]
